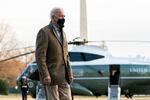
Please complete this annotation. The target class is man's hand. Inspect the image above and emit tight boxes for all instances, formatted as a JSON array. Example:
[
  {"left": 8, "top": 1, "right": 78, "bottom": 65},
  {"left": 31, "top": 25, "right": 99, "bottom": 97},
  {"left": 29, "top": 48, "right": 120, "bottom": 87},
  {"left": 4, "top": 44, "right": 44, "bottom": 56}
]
[{"left": 43, "top": 76, "right": 51, "bottom": 85}]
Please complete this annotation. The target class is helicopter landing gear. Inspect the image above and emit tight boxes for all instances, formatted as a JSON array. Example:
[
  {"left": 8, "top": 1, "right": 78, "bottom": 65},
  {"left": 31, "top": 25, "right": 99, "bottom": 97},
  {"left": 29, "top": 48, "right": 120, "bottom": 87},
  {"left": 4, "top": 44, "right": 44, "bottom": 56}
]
[{"left": 124, "top": 89, "right": 133, "bottom": 99}]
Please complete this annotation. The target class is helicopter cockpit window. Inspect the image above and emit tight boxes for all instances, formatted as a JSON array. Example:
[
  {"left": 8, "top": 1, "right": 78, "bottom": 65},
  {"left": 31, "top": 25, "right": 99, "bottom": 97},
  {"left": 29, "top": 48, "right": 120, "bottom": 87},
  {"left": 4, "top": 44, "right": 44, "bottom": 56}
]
[
  {"left": 69, "top": 52, "right": 104, "bottom": 62},
  {"left": 22, "top": 64, "right": 37, "bottom": 77}
]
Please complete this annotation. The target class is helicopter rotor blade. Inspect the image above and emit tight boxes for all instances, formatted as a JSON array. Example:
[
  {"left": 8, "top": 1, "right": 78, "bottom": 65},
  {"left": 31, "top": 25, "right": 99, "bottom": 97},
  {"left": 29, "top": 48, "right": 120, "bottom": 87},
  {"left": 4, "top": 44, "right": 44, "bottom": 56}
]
[
  {"left": 0, "top": 51, "right": 35, "bottom": 63},
  {"left": 86, "top": 40, "right": 150, "bottom": 43}
]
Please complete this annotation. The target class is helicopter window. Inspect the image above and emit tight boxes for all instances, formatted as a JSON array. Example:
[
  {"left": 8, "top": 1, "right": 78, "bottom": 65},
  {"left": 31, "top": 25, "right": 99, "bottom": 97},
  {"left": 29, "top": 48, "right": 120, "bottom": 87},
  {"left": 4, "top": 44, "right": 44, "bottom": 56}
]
[{"left": 69, "top": 52, "right": 104, "bottom": 62}]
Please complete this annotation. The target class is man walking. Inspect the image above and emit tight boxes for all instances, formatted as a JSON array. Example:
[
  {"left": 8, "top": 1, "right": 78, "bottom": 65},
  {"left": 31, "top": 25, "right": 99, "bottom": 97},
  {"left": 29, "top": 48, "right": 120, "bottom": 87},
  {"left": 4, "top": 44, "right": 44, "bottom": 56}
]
[{"left": 36, "top": 7, "right": 73, "bottom": 100}]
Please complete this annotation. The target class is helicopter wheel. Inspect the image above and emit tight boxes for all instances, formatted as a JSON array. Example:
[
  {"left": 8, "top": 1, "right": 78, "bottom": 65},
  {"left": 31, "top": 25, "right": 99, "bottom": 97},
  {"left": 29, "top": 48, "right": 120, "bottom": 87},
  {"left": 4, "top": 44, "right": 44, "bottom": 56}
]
[
  {"left": 124, "top": 89, "right": 133, "bottom": 99},
  {"left": 72, "top": 95, "right": 74, "bottom": 100}
]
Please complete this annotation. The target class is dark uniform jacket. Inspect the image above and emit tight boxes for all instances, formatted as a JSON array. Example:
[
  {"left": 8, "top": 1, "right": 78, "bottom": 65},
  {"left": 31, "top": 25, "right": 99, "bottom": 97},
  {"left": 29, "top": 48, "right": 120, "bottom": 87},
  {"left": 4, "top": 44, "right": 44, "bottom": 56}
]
[{"left": 35, "top": 23, "right": 73, "bottom": 85}]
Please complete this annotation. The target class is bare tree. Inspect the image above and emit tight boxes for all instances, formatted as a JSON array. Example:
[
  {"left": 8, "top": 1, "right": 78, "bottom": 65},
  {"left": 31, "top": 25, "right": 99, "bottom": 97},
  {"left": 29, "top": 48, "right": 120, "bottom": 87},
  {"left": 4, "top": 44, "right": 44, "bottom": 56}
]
[
  {"left": 0, "top": 22, "right": 8, "bottom": 43},
  {"left": 0, "top": 21, "right": 35, "bottom": 62},
  {"left": 0, "top": 21, "right": 18, "bottom": 60}
]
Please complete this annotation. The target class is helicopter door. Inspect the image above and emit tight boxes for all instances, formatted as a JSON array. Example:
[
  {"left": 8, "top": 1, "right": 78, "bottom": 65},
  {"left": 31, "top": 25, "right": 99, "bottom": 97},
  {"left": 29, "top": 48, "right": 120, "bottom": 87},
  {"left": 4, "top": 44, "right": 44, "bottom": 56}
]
[
  {"left": 108, "top": 64, "right": 121, "bottom": 100},
  {"left": 109, "top": 64, "right": 120, "bottom": 85}
]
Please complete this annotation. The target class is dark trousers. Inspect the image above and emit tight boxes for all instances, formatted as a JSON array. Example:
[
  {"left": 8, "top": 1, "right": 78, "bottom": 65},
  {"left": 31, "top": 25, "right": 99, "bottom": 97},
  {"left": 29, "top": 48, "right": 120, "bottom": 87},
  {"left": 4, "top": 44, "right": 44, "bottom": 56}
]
[{"left": 22, "top": 93, "right": 27, "bottom": 100}]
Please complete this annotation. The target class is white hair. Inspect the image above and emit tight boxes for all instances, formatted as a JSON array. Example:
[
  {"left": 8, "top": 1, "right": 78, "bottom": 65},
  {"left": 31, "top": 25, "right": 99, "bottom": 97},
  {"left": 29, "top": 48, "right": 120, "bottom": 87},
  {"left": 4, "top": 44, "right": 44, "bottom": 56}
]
[{"left": 50, "top": 7, "right": 64, "bottom": 19}]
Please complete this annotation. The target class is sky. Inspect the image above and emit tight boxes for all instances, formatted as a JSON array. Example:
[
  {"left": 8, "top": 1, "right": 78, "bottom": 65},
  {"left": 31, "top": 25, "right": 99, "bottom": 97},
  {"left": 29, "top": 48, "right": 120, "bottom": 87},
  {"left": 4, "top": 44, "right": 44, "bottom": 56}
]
[{"left": 0, "top": 0, "right": 150, "bottom": 58}]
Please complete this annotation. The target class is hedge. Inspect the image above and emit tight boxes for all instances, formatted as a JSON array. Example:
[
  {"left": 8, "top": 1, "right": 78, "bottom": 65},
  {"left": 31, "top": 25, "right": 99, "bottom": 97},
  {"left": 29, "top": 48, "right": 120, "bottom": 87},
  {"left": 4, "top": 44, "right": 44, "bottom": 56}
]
[{"left": 0, "top": 79, "right": 9, "bottom": 95}]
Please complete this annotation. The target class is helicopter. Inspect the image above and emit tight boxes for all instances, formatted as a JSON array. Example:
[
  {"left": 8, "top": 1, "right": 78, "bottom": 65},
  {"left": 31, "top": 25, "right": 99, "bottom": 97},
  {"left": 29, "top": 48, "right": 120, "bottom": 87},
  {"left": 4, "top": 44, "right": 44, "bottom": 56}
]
[{"left": 15, "top": 38, "right": 150, "bottom": 99}]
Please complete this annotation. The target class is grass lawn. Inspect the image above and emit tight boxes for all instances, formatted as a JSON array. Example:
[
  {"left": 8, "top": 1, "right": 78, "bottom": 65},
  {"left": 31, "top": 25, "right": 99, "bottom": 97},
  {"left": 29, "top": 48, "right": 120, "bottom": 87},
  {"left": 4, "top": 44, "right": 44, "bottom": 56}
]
[{"left": 0, "top": 94, "right": 150, "bottom": 100}]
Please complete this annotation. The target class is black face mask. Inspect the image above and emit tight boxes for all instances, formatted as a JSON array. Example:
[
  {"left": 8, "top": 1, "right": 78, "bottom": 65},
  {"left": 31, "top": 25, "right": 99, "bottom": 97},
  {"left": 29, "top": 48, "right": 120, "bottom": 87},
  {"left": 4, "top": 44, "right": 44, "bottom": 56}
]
[{"left": 57, "top": 18, "right": 65, "bottom": 28}]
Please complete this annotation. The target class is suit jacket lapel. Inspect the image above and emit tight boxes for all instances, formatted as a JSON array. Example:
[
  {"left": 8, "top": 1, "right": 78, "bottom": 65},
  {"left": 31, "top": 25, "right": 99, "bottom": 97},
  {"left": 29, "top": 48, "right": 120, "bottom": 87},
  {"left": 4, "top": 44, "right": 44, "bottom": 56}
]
[
  {"left": 52, "top": 28, "right": 63, "bottom": 45},
  {"left": 62, "top": 31, "right": 66, "bottom": 46},
  {"left": 48, "top": 24, "right": 63, "bottom": 46}
]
